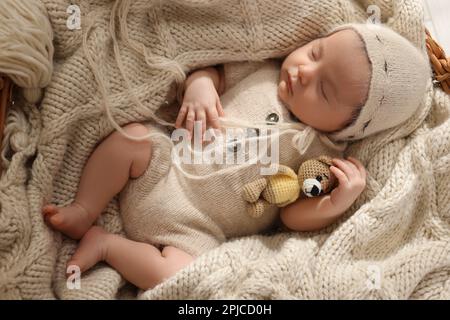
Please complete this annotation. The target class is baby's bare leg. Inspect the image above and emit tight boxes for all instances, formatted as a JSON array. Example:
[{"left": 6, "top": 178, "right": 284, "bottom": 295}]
[
  {"left": 69, "top": 226, "right": 194, "bottom": 290},
  {"left": 43, "top": 123, "right": 152, "bottom": 239}
]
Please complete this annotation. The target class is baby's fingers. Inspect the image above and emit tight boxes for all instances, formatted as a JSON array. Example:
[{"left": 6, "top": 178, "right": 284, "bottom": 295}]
[
  {"left": 216, "top": 97, "right": 225, "bottom": 117},
  {"left": 196, "top": 110, "right": 207, "bottom": 138},
  {"left": 347, "top": 156, "right": 367, "bottom": 180},
  {"left": 185, "top": 109, "right": 195, "bottom": 139},
  {"left": 331, "top": 158, "right": 356, "bottom": 179},
  {"left": 330, "top": 165, "right": 348, "bottom": 185},
  {"left": 206, "top": 107, "right": 221, "bottom": 130},
  {"left": 175, "top": 105, "right": 188, "bottom": 129}
]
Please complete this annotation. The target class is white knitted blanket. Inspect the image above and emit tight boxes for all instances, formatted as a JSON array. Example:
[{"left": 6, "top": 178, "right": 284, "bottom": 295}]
[{"left": 0, "top": 0, "right": 449, "bottom": 299}]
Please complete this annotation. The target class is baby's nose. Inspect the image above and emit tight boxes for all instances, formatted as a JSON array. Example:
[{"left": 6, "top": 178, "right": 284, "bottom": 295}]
[
  {"left": 290, "top": 65, "right": 313, "bottom": 86},
  {"left": 289, "top": 65, "right": 308, "bottom": 87}
]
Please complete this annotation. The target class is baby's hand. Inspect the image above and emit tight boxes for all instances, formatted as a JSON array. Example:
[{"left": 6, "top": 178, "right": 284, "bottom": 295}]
[
  {"left": 175, "top": 72, "right": 224, "bottom": 139},
  {"left": 328, "top": 157, "right": 367, "bottom": 212}
]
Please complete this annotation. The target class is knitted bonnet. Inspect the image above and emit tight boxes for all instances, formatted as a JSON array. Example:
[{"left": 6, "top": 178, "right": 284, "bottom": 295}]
[{"left": 326, "top": 23, "right": 431, "bottom": 142}]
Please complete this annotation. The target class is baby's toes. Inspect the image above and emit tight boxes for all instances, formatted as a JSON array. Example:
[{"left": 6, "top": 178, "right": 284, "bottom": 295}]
[
  {"left": 48, "top": 213, "right": 65, "bottom": 227},
  {"left": 42, "top": 204, "right": 59, "bottom": 222},
  {"left": 42, "top": 204, "right": 58, "bottom": 215}
]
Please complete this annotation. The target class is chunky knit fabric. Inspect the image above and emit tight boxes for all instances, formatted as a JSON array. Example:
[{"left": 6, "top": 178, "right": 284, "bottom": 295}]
[{"left": 0, "top": 0, "right": 449, "bottom": 299}]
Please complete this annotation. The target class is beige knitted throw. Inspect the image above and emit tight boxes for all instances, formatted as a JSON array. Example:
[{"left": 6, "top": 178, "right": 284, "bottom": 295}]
[{"left": 0, "top": 0, "right": 449, "bottom": 299}]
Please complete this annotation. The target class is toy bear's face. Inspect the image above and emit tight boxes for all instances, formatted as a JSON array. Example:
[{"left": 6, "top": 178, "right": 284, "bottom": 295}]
[
  {"left": 302, "top": 172, "right": 333, "bottom": 197},
  {"left": 298, "top": 156, "right": 336, "bottom": 198}
]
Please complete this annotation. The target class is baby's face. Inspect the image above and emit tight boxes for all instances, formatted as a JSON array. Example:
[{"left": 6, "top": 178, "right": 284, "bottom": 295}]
[{"left": 278, "top": 29, "right": 371, "bottom": 132}]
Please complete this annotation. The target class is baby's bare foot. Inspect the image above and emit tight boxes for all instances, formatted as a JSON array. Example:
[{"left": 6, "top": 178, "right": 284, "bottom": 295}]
[
  {"left": 66, "top": 226, "right": 109, "bottom": 275},
  {"left": 42, "top": 202, "right": 93, "bottom": 240}
]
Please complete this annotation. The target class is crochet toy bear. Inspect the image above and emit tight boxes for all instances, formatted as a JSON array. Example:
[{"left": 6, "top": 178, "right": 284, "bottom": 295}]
[{"left": 242, "top": 156, "right": 337, "bottom": 218}]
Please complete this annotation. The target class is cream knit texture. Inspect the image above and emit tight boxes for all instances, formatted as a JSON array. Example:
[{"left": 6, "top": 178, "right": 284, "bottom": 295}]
[{"left": 0, "top": 0, "right": 449, "bottom": 299}]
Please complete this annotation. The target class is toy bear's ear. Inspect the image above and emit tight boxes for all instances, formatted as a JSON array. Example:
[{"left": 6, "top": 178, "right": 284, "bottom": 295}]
[{"left": 316, "top": 155, "right": 333, "bottom": 167}]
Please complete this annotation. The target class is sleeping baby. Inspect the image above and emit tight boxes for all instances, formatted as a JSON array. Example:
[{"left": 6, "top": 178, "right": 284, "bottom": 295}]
[{"left": 42, "top": 23, "right": 430, "bottom": 290}]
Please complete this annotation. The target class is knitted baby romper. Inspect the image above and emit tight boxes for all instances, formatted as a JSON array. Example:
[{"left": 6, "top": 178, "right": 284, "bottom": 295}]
[{"left": 119, "top": 60, "right": 343, "bottom": 257}]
